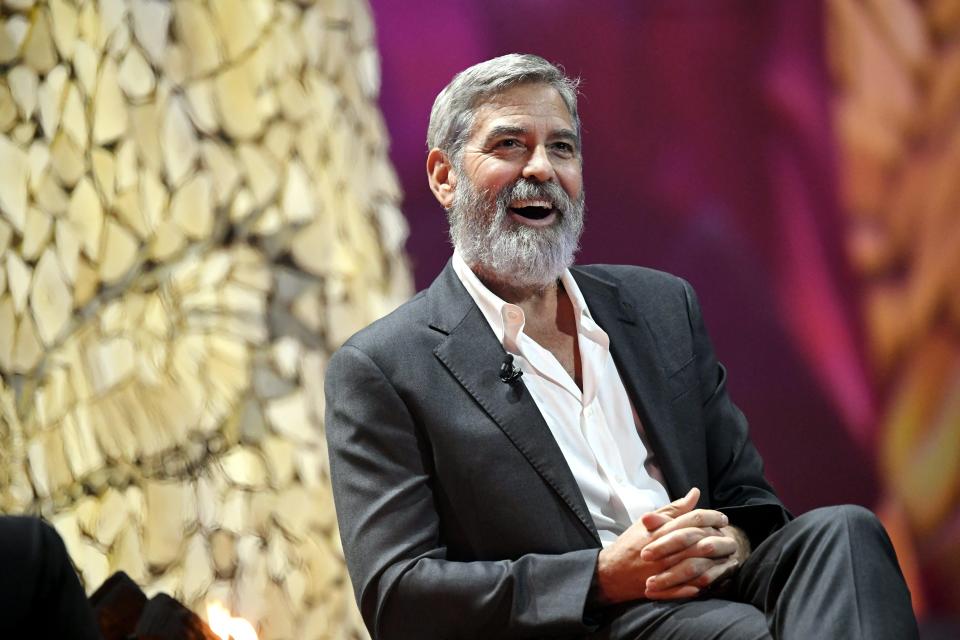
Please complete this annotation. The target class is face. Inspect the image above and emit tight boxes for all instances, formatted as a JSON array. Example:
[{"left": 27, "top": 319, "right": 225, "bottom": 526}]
[
  {"left": 459, "top": 82, "right": 583, "bottom": 222},
  {"left": 430, "top": 83, "right": 586, "bottom": 288}
]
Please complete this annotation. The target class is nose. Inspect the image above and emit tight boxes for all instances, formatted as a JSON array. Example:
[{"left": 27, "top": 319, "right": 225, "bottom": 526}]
[{"left": 522, "top": 144, "right": 556, "bottom": 182}]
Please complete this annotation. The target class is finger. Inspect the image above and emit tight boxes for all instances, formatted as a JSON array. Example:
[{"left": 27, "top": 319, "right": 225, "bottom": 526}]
[
  {"left": 640, "top": 510, "right": 671, "bottom": 532},
  {"left": 647, "top": 509, "right": 728, "bottom": 543},
  {"left": 648, "top": 530, "right": 735, "bottom": 560},
  {"left": 645, "top": 556, "right": 717, "bottom": 593},
  {"left": 641, "top": 527, "right": 730, "bottom": 563},
  {"left": 691, "top": 534, "right": 738, "bottom": 560},
  {"left": 644, "top": 584, "right": 700, "bottom": 601},
  {"left": 689, "top": 555, "right": 740, "bottom": 590},
  {"left": 649, "top": 555, "right": 741, "bottom": 596},
  {"left": 641, "top": 488, "right": 700, "bottom": 533},
  {"left": 642, "top": 533, "right": 736, "bottom": 579},
  {"left": 641, "top": 527, "right": 712, "bottom": 561},
  {"left": 654, "top": 488, "right": 699, "bottom": 519}
]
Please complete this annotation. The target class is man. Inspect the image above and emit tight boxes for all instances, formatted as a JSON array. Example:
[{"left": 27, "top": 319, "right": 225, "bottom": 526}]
[{"left": 324, "top": 54, "right": 918, "bottom": 639}]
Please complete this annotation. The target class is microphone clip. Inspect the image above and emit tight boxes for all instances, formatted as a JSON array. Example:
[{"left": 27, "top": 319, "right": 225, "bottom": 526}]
[{"left": 499, "top": 354, "right": 523, "bottom": 384}]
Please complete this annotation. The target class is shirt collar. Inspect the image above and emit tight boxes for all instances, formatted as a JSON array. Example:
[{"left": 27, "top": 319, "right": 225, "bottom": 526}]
[
  {"left": 451, "top": 250, "right": 606, "bottom": 351},
  {"left": 452, "top": 249, "right": 517, "bottom": 347},
  {"left": 560, "top": 268, "right": 609, "bottom": 350}
]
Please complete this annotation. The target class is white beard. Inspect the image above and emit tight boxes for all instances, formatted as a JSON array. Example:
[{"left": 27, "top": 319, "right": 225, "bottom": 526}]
[{"left": 447, "top": 174, "right": 585, "bottom": 289}]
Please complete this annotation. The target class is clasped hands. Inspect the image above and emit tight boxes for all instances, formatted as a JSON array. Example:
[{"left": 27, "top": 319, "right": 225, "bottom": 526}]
[{"left": 595, "top": 488, "right": 750, "bottom": 604}]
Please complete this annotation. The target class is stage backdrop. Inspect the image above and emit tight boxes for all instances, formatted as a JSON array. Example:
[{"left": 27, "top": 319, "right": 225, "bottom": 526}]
[{"left": 369, "top": 0, "right": 960, "bottom": 624}]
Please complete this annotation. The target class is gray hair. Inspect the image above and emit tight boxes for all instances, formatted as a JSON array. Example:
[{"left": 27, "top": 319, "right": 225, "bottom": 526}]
[{"left": 426, "top": 53, "right": 581, "bottom": 162}]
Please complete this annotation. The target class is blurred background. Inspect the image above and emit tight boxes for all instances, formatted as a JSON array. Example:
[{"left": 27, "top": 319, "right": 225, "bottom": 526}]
[{"left": 370, "top": 0, "right": 960, "bottom": 631}]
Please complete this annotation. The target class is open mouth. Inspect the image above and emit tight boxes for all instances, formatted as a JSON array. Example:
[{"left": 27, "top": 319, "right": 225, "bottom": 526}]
[{"left": 509, "top": 200, "right": 556, "bottom": 220}]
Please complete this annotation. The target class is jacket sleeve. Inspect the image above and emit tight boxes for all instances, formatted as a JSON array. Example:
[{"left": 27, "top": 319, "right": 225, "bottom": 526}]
[
  {"left": 681, "top": 279, "right": 793, "bottom": 548},
  {"left": 324, "top": 344, "right": 601, "bottom": 640}
]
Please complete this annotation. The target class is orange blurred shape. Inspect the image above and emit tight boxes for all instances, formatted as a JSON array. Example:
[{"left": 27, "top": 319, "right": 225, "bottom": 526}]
[
  {"left": 206, "top": 601, "right": 258, "bottom": 640},
  {"left": 877, "top": 497, "right": 927, "bottom": 619}
]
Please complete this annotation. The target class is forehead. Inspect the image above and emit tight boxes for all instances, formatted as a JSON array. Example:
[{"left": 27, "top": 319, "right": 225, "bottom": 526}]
[{"left": 469, "top": 83, "right": 574, "bottom": 138}]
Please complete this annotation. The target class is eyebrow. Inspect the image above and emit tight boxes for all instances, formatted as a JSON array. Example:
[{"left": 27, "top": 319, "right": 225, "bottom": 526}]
[{"left": 481, "top": 125, "right": 581, "bottom": 149}]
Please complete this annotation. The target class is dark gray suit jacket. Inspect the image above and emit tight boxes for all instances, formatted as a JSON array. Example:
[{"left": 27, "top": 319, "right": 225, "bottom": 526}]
[{"left": 324, "top": 262, "right": 791, "bottom": 640}]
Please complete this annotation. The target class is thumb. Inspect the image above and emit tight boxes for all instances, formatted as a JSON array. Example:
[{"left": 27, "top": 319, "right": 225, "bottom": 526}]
[
  {"left": 656, "top": 487, "right": 700, "bottom": 519},
  {"left": 640, "top": 511, "right": 672, "bottom": 532}
]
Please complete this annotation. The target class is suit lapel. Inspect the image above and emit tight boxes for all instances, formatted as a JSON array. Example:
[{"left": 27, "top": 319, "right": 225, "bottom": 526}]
[
  {"left": 570, "top": 268, "right": 691, "bottom": 499},
  {"left": 427, "top": 263, "right": 600, "bottom": 543}
]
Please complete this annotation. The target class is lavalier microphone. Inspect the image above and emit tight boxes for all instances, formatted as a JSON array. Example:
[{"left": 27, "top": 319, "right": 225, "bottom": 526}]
[{"left": 499, "top": 354, "right": 523, "bottom": 383}]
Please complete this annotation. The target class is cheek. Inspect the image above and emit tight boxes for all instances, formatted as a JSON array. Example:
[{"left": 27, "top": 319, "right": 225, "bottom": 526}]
[
  {"left": 558, "top": 170, "right": 583, "bottom": 200},
  {"left": 476, "top": 170, "right": 519, "bottom": 194}
]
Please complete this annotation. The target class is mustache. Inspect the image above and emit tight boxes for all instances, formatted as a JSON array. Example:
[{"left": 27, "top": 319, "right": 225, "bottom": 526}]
[{"left": 495, "top": 178, "right": 578, "bottom": 215}]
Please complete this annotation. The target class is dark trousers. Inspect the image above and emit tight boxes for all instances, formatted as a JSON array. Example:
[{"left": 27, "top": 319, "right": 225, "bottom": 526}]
[
  {"left": 0, "top": 516, "right": 102, "bottom": 639},
  {"left": 589, "top": 505, "right": 919, "bottom": 639}
]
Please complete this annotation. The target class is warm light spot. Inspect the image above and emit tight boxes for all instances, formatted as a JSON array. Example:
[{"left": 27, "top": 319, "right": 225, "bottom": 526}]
[{"left": 206, "top": 601, "right": 259, "bottom": 640}]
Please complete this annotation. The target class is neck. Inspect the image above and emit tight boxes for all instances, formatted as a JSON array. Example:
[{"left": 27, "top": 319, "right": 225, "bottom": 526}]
[
  {"left": 474, "top": 267, "right": 557, "bottom": 305},
  {"left": 475, "top": 267, "right": 579, "bottom": 385}
]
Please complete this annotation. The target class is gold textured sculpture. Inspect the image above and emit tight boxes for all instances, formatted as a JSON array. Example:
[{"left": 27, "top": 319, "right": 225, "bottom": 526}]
[{"left": 0, "top": 0, "right": 410, "bottom": 637}]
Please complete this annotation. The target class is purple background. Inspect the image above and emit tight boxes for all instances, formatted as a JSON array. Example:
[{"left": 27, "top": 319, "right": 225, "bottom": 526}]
[{"left": 370, "top": 0, "right": 876, "bottom": 516}]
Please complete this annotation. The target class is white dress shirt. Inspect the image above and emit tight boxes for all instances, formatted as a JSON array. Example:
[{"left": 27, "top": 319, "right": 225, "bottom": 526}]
[{"left": 452, "top": 252, "right": 671, "bottom": 547}]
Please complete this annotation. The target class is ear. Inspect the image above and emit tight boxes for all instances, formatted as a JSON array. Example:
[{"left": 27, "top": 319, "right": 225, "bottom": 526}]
[{"left": 427, "top": 148, "right": 457, "bottom": 209}]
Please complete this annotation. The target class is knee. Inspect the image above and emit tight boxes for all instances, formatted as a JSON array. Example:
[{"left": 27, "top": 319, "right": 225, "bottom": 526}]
[
  {"left": 802, "top": 504, "right": 888, "bottom": 542},
  {"left": 831, "top": 504, "right": 882, "bottom": 529},
  {"left": 815, "top": 503, "right": 876, "bottom": 520}
]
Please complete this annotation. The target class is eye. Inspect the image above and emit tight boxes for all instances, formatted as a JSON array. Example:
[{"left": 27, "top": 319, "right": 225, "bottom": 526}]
[
  {"left": 497, "top": 138, "right": 520, "bottom": 148},
  {"left": 551, "top": 141, "right": 576, "bottom": 157}
]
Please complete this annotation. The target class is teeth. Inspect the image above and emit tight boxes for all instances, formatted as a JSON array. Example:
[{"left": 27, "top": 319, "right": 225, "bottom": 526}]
[{"left": 511, "top": 199, "right": 552, "bottom": 209}]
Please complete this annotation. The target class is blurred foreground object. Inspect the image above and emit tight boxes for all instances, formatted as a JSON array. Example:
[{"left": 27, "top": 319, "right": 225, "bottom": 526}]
[{"left": 92, "top": 571, "right": 220, "bottom": 640}]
